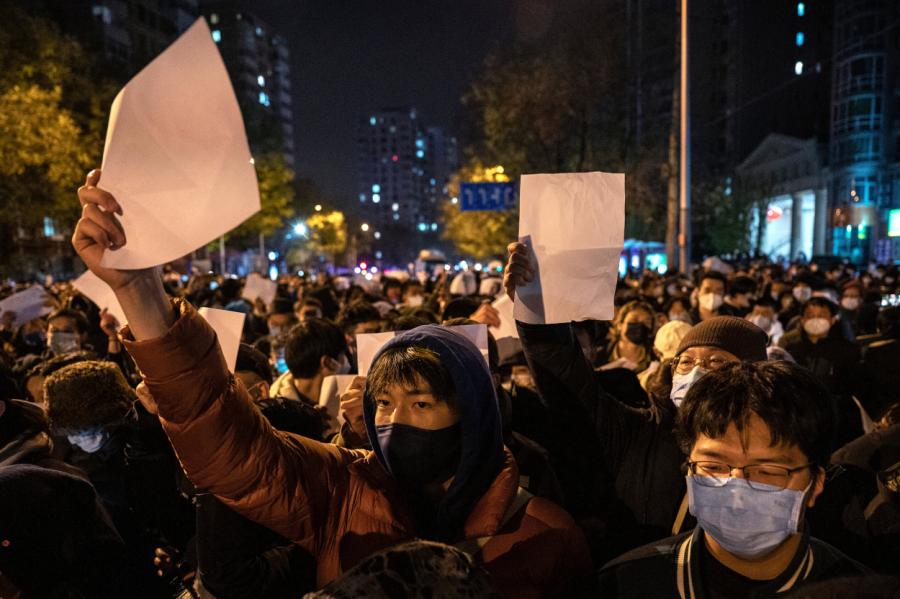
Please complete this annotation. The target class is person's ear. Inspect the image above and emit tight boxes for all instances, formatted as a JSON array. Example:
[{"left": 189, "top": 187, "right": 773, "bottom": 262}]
[
  {"left": 806, "top": 467, "right": 826, "bottom": 508},
  {"left": 321, "top": 355, "right": 338, "bottom": 374}
]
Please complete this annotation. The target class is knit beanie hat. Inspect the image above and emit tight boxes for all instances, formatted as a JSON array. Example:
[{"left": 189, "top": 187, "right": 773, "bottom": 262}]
[
  {"left": 675, "top": 316, "right": 767, "bottom": 362},
  {"left": 44, "top": 361, "right": 135, "bottom": 432}
]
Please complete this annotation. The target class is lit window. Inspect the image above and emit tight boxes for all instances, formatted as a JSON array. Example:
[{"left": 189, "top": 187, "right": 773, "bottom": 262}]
[
  {"left": 43, "top": 217, "right": 56, "bottom": 237},
  {"left": 391, "top": 203, "right": 399, "bottom": 212},
  {"left": 372, "top": 194, "right": 381, "bottom": 203},
  {"left": 359, "top": 193, "right": 366, "bottom": 202},
  {"left": 391, "top": 155, "right": 399, "bottom": 162},
  {"left": 369, "top": 116, "right": 377, "bottom": 126},
  {"left": 416, "top": 150, "right": 425, "bottom": 158},
  {"left": 257, "top": 75, "right": 265, "bottom": 86},
  {"left": 794, "top": 61, "right": 803, "bottom": 75},
  {"left": 374, "top": 232, "right": 381, "bottom": 239},
  {"left": 417, "top": 223, "right": 428, "bottom": 232},
  {"left": 376, "top": 251, "right": 383, "bottom": 259},
  {"left": 255, "top": 26, "right": 263, "bottom": 37},
  {"left": 211, "top": 29, "right": 222, "bottom": 43},
  {"left": 258, "top": 91, "right": 270, "bottom": 106},
  {"left": 430, "top": 223, "right": 438, "bottom": 231},
  {"left": 796, "top": 32, "right": 804, "bottom": 46},
  {"left": 797, "top": 2, "right": 805, "bottom": 16},
  {"left": 415, "top": 139, "right": 425, "bottom": 149},
  {"left": 372, "top": 183, "right": 381, "bottom": 193},
  {"left": 393, "top": 213, "right": 400, "bottom": 221},
  {"left": 210, "top": 13, "right": 219, "bottom": 24}
]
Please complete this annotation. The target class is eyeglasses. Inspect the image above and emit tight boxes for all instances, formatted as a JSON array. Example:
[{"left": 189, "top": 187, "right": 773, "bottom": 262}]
[
  {"left": 671, "top": 355, "right": 734, "bottom": 374},
  {"left": 688, "top": 460, "right": 813, "bottom": 491}
]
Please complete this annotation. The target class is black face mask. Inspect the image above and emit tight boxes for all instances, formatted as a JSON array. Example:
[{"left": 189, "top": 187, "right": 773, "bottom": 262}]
[
  {"left": 624, "top": 322, "right": 651, "bottom": 345},
  {"left": 376, "top": 422, "right": 462, "bottom": 488}
]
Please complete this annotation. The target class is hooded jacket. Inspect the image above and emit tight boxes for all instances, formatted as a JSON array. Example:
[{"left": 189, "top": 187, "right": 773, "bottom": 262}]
[{"left": 123, "top": 299, "right": 591, "bottom": 597}]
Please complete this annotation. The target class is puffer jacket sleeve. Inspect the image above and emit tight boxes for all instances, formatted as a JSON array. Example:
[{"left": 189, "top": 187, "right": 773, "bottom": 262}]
[{"left": 122, "top": 298, "right": 365, "bottom": 553}]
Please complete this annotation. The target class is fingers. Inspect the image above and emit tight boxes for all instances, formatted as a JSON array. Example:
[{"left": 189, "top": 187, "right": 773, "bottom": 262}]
[
  {"left": 507, "top": 241, "right": 527, "bottom": 256},
  {"left": 347, "top": 375, "right": 366, "bottom": 391},
  {"left": 81, "top": 203, "right": 126, "bottom": 248},
  {"left": 78, "top": 169, "right": 122, "bottom": 215},
  {"left": 73, "top": 216, "right": 112, "bottom": 253}
]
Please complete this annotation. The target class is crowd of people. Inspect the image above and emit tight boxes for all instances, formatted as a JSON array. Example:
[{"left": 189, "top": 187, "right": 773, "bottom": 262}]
[{"left": 0, "top": 174, "right": 899, "bottom": 597}]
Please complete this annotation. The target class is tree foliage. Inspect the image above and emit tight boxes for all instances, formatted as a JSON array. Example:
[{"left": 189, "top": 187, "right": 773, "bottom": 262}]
[
  {"left": 441, "top": 161, "right": 517, "bottom": 260},
  {"left": 305, "top": 210, "right": 347, "bottom": 260},
  {"left": 227, "top": 153, "right": 296, "bottom": 242},
  {"left": 691, "top": 181, "right": 760, "bottom": 258}
]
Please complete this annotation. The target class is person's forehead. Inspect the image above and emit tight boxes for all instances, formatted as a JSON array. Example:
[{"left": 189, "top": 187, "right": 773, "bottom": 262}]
[
  {"left": 700, "top": 278, "right": 724, "bottom": 289},
  {"left": 48, "top": 316, "right": 77, "bottom": 329},
  {"left": 805, "top": 305, "right": 832, "bottom": 317},
  {"left": 753, "top": 304, "right": 775, "bottom": 313},
  {"left": 691, "top": 416, "right": 807, "bottom": 465},
  {"left": 681, "top": 346, "right": 738, "bottom": 360},
  {"left": 843, "top": 288, "right": 861, "bottom": 296},
  {"left": 624, "top": 309, "right": 653, "bottom": 322}
]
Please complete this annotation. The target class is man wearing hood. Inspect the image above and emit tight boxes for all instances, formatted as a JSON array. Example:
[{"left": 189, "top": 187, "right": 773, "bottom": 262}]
[
  {"left": 504, "top": 241, "right": 768, "bottom": 559},
  {"left": 69, "top": 169, "right": 593, "bottom": 597}
]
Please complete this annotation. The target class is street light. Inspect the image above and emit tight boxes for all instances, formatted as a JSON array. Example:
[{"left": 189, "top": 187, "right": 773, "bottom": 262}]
[
  {"left": 361, "top": 223, "right": 370, "bottom": 232},
  {"left": 293, "top": 222, "right": 308, "bottom": 236},
  {"left": 314, "top": 204, "right": 322, "bottom": 212}
]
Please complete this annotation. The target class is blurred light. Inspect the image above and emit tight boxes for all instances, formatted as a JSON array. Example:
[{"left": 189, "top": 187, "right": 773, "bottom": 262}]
[
  {"left": 391, "top": 155, "right": 399, "bottom": 162},
  {"left": 794, "top": 61, "right": 803, "bottom": 75},
  {"left": 415, "top": 139, "right": 425, "bottom": 149},
  {"left": 255, "top": 26, "right": 263, "bottom": 36},
  {"left": 417, "top": 223, "right": 428, "bottom": 232},
  {"left": 298, "top": 270, "right": 305, "bottom": 276},
  {"left": 474, "top": 263, "right": 483, "bottom": 272},
  {"left": 257, "top": 75, "right": 265, "bottom": 86},
  {"left": 451, "top": 197, "right": 459, "bottom": 204},
  {"left": 658, "top": 264, "right": 668, "bottom": 275},
  {"left": 258, "top": 91, "right": 270, "bottom": 106},
  {"left": 631, "top": 255, "right": 640, "bottom": 269},
  {"left": 314, "top": 204, "right": 322, "bottom": 211},
  {"left": 795, "top": 32, "right": 804, "bottom": 47},
  {"left": 354, "top": 267, "right": 361, "bottom": 274},
  {"left": 211, "top": 30, "right": 222, "bottom": 42},
  {"left": 375, "top": 251, "right": 383, "bottom": 259},
  {"left": 444, "top": 264, "right": 451, "bottom": 271},
  {"left": 369, "top": 116, "right": 377, "bottom": 126},
  {"left": 391, "top": 203, "right": 399, "bottom": 212},
  {"left": 293, "top": 222, "right": 307, "bottom": 236},
  {"left": 416, "top": 150, "right": 425, "bottom": 158},
  {"left": 365, "top": 273, "right": 373, "bottom": 281},
  {"left": 359, "top": 193, "right": 366, "bottom": 202},
  {"left": 430, "top": 223, "right": 438, "bottom": 231},
  {"left": 361, "top": 223, "right": 370, "bottom": 232},
  {"left": 797, "top": 3, "right": 805, "bottom": 17},
  {"left": 268, "top": 265, "right": 278, "bottom": 280},
  {"left": 371, "top": 266, "right": 378, "bottom": 273},
  {"left": 267, "top": 251, "right": 278, "bottom": 261},
  {"left": 210, "top": 13, "right": 219, "bottom": 24},
  {"left": 393, "top": 213, "right": 400, "bottom": 221},
  {"left": 372, "top": 194, "right": 380, "bottom": 203},
  {"left": 360, "top": 261, "right": 368, "bottom": 270},
  {"left": 372, "top": 184, "right": 381, "bottom": 193},
  {"left": 459, "top": 260, "right": 469, "bottom": 270},
  {"left": 374, "top": 231, "right": 381, "bottom": 239}
]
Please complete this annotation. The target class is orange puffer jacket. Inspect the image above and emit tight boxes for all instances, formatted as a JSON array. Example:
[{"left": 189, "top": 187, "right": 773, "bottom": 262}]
[{"left": 123, "top": 299, "right": 592, "bottom": 597}]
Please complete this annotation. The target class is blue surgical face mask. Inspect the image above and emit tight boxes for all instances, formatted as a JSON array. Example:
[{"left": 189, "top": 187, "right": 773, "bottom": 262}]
[
  {"left": 670, "top": 366, "right": 707, "bottom": 407},
  {"left": 66, "top": 429, "right": 110, "bottom": 454},
  {"left": 687, "top": 475, "right": 811, "bottom": 559},
  {"left": 376, "top": 422, "right": 461, "bottom": 487}
]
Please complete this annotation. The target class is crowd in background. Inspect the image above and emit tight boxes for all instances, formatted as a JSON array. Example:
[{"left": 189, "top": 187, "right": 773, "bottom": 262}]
[{"left": 1, "top": 253, "right": 899, "bottom": 598}]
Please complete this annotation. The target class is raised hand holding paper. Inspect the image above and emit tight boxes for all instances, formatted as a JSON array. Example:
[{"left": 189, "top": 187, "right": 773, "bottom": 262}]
[
  {"left": 197, "top": 307, "right": 245, "bottom": 373},
  {"left": 513, "top": 172, "right": 625, "bottom": 325},
  {"left": 72, "top": 271, "right": 128, "bottom": 325},
  {"left": 98, "top": 18, "right": 259, "bottom": 270}
]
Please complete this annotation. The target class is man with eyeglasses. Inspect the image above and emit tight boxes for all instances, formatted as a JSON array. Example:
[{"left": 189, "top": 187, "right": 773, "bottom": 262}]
[
  {"left": 598, "top": 361, "right": 869, "bottom": 598},
  {"left": 504, "top": 241, "right": 769, "bottom": 560}
]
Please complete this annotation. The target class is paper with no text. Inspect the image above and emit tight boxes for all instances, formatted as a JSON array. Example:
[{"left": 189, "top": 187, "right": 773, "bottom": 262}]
[
  {"left": 513, "top": 172, "right": 624, "bottom": 324},
  {"left": 72, "top": 271, "right": 128, "bottom": 325},
  {"left": 198, "top": 307, "right": 245, "bottom": 373},
  {"left": 0, "top": 286, "right": 55, "bottom": 328},
  {"left": 99, "top": 18, "right": 260, "bottom": 269},
  {"left": 490, "top": 294, "right": 519, "bottom": 340},
  {"left": 356, "top": 325, "right": 490, "bottom": 377},
  {"left": 241, "top": 273, "right": 277, "bottom": 306},
  {"left": 318, "top": 374, "right": 358, "bottom": 433}
]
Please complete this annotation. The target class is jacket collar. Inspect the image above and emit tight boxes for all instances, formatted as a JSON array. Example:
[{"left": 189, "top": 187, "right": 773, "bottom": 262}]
[{"left": 677, "top": 527, "right": 814, "bottom": 599}]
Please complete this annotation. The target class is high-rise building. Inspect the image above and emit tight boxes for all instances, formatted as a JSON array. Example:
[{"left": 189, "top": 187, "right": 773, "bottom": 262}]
[
  {"left": 424, "top": 126, "right": 459, "bottom": 213},
  {"left": 199, "top": 2, "right": 295, "bottom": 168}
]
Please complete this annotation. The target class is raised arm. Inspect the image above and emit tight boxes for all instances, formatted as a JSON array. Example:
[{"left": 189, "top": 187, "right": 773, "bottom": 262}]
[{"left": 72, "top": 170, "right": 365, "bottom": 550}]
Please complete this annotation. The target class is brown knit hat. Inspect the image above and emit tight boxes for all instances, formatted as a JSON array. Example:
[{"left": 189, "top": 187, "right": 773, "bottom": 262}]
[
  {"left": 675, "top": 316, "right": 767, "bottom": 362},
  {"left": 44, "top": 361, "right": 135, "bottom": 432}
]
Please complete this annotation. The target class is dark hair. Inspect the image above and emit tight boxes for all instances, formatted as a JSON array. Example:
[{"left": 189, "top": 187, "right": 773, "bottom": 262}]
[
  {"left": 387, "top": 315, "right": 434, "bottom": 332},
  {"left": 699, "top": 270, "right": 728, "bottom": 291},
  {"left": 219, "top": 278, "right": 242, "bottom": 301},
  {"left": 337, "top": 301, "right": 382, "bottom": 333},
  {"left": 801, "top": 297, "right": 838, "bottom": 317},
  {"left": 729, "top": 275, "right": 757, "bottom": 297},
  {"left": 663, "top": 296, "right": 691, "bottom": 314},
  {"left": 442, "top": 297, "right": 480, "bottom": 321},
  {"left": 382, "top": 278, "right": 402, "bottom": 293},
  {"left": 284, "top": 318, "right": 348, "bottom": 378},
  {"left": 235, "top": 343, "right": 273, "bottom": 385},
  {"left": 752, "top": 296, "right": 778, "bottom": 310},
  {"left": 47, "top": 309, "right": 90, "bottom": 335},
  {"left": 294, "top": 297, "right": 323, "bottom": 312},
  {"left": 367, "top": 345, "right": 457, "bottom": 411},
  {"left": 676, "top": 361, "right": 835, "bottom": 469}
]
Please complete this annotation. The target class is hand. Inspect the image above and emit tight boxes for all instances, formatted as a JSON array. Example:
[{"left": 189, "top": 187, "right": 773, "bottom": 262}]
[
  {"left": 339, "top": 376, "right": 367, "bottom": 444},
  {"left": 503, "top": 241, "right": 534, "bottom": 301},
  {"left": 99, "top": 308, "right": 120, "bottom": 338},
  {"left": 135, "top": 381, "right": 159, "bottom": 415},
  {"left": 73, "top": 170, "right": 154, "bottom": 292},
  {"left": 0, "top": 311, "right": 15, "bottom": 329},
  {"left": 470, "top": 300, "right": 501, "bottom": 328}
]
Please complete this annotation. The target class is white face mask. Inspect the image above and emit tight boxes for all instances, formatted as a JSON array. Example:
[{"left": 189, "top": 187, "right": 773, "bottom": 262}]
[
  {"left": 67, "top": 430, "right": 110, "bottom": 454},
  {"left": 803, "top": 317, "right": 831, "bottom": 337},
  {"left": 405, "top": 295, "right": 424, "bottom": 308},
  {"left": 670, "top": 366, "right": 708, "bottom": 407},
  {"left": 669, "top": 312, "right": 691, "bottom": 324},
  {"left": 747, "top": 314, "right": 773, "bottom": 332},
  {"left": 699, "top": 292, "right": 724, "bottom": 312},
  {"left": 841, "top": 297, "right": 860, "bottom": 311}
]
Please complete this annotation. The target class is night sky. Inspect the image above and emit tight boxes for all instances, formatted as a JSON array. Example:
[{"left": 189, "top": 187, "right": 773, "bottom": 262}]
[{"left": 245, "top": 0, "right": 554, "bottom": 204}]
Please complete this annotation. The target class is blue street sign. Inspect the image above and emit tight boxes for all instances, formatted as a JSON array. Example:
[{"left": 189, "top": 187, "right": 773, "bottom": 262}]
[{"left": 459, "top": 182, "right": 517, "bottom": 212}]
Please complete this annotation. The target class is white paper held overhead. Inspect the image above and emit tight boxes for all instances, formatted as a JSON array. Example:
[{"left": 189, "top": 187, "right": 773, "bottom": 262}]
[
  {"left": 356, "top": 326, "right": 490, "bottom": 377},
  {"left": 0, "top": 286, "right": 55, "bottom": 329},
  {"left": 197, "top": 307, "right": 245, "bottom": 373},
  {"left": 241, "top": 273, "right": 277, "bottom": 306},
  {"left": 513, "top": 172, "right": 625, "bottom": 325},
  {"left": 72, "top": 271, "right": 128, "bottom": 326},
  {"left": 99, "top": 18, "right": 260, "bottom": 270}
]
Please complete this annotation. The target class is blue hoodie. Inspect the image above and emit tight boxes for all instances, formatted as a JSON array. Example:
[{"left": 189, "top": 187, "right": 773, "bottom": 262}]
[{"left": 362, "top": 325, "right": 504, "bottom": 541}]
